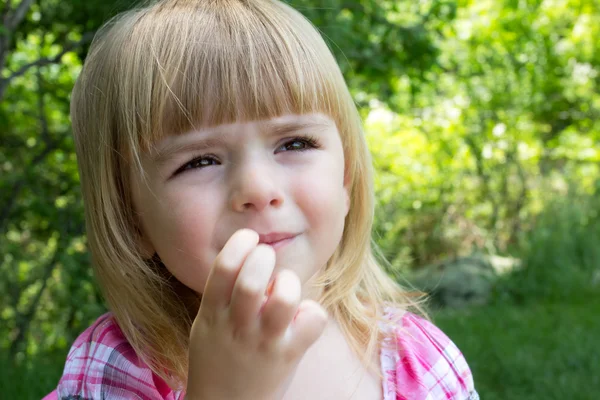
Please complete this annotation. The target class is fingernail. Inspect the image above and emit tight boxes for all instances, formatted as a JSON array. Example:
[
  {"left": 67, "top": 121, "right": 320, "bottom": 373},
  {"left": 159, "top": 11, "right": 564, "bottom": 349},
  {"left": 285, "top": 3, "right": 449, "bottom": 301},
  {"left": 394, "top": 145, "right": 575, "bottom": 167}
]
[{"left": 266, "top": 279, "right": 275, "bottom": 296}]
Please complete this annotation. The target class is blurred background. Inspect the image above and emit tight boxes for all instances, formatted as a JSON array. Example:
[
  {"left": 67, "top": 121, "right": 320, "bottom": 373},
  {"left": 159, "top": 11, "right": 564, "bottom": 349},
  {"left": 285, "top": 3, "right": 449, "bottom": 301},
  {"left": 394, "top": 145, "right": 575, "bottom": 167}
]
[{"left": 1, "top": 0, "right": 599, "bottom": 398}]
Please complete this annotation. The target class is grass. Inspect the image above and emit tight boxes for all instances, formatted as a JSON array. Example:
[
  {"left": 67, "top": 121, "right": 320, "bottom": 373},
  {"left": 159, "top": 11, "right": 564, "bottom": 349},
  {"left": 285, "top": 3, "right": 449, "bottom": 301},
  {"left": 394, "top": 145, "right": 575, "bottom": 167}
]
[
  {"left": 434, "top": 289, "right": 600, "bottom": 400},
  {"left": 430, "top": 191, "right": 600, "bottom": 400},
  {"left": 1, "top": 350, "right": 65, "bottom": 399}
]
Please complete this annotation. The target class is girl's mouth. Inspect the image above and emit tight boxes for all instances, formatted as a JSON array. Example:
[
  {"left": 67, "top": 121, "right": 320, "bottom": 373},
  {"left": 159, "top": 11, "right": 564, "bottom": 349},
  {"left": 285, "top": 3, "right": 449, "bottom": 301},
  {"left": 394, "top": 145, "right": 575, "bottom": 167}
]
[{"left": 259, "top": 232, "right": 299, "bottom": 249}]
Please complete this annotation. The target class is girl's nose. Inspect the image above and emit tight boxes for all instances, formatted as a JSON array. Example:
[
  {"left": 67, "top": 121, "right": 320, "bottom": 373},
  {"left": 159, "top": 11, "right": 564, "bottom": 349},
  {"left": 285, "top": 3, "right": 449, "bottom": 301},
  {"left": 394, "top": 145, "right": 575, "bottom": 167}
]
[{"left": 229, "top": 160, "right": 284, "bottom": 213}]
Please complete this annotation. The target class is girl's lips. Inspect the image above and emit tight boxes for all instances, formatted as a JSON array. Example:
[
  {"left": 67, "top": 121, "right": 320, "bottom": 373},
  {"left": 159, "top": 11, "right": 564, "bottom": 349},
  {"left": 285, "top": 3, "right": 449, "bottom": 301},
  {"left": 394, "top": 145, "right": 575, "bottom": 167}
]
[
  {"left": 261, "top": 233, "right": 299, "bottom": 250},
  {"left": 267, "top": 236, "right": 294, "bottom": 249}
]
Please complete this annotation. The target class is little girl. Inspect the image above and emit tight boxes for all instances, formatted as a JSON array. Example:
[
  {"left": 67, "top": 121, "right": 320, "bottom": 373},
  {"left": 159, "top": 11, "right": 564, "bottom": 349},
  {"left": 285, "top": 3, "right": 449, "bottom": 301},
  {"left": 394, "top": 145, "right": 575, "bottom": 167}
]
[{"left": 46, "top": 0, "right": 479, "bottom": 398}]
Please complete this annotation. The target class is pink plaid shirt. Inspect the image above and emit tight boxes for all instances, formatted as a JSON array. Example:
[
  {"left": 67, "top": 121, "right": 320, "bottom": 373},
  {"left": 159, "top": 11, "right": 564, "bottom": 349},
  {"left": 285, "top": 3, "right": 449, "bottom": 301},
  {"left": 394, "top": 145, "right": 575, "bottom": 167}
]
[{"left": 44, "top": 311, "right": 478, "bottom": 399}]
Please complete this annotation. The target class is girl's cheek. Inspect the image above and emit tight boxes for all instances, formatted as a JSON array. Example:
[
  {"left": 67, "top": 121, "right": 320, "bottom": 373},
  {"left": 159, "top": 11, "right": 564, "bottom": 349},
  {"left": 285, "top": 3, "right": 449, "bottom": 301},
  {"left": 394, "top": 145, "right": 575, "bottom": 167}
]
[{"left": 295, "top": 174, "right": 341, "bottom": 211}]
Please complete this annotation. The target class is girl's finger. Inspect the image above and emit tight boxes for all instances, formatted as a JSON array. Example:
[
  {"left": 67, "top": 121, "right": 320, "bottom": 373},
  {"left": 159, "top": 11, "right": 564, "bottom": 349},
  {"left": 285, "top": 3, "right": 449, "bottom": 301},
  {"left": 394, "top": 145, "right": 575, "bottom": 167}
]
[
  {"left": 260, "top": 269, "right": 301, "bottom": 339},
  {"left": 200, "top": 229, "right": 259, "bottom": 314},
  {"left": 229, "top": 244, "right": 276, "bottom": 330},
  {"left": 287, "top": 300, "right": 328, "bottom": 356}
]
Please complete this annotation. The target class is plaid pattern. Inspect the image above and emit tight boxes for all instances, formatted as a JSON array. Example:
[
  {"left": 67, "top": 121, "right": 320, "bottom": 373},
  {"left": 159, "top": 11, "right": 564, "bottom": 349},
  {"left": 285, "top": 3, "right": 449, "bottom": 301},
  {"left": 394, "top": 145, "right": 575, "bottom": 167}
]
[
  {"left": 381, "top": 310, "right": 479, "bottom": 400},
  {"left": 44, "top": 311, "right": 478, "bottom": 400},
  {"left": 46, "top": 313, "right": 183, "bottom": 400}
]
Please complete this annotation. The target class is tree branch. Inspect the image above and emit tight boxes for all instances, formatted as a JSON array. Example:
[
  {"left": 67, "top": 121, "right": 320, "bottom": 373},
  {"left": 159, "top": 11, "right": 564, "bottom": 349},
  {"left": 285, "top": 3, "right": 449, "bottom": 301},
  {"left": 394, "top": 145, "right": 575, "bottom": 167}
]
[
  {"left": 5, "top": 0, "right": 35, "bottom": 31},
  {"left": 1, "top": 1, "right": 11, "bottom": 23},
  {"left": 8, "top": 197, "right": 83, "bottom": 358},
  {"left": 0, "top": 136, "right": 57, "bottom": 234},
  {"left": 509, "top": 155, "right": 528, "bottom": 245},
  {"left": 36, "top": 60, "right": 49, "bottom": 143},
  {"left": 0, "top": 31, "right": 95, "bottom": 101},
  {"left": 9, "top": 236, "right": 64, "bottom": 357}
]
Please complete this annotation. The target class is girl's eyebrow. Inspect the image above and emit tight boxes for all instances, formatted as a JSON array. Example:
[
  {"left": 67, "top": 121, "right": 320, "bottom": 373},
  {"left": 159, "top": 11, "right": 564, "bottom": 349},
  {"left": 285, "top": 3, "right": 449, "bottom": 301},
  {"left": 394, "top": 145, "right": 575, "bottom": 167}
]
[
  {"left": 152, "top": 136, "right": 229, "bottom": 166},
  {"left": 152, "top": 118, "right": 332, "bottom": 166}
]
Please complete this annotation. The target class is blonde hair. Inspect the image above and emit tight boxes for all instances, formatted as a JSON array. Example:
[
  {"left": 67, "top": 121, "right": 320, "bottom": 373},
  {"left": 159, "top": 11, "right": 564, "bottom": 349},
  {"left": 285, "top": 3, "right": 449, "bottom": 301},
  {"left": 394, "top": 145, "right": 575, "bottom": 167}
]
[{"left": 71, "top": 0, "right": 427, "bottom": 388}]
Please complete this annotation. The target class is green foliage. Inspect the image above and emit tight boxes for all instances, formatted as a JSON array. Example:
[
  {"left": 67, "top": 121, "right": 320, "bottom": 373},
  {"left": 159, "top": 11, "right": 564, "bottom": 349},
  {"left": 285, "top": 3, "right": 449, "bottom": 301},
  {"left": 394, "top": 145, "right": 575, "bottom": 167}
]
[
  {"left": 369, "top": 0, "right": 600, "bottom": 270},
  {"left": 287, "top": 0, "right": 456, "bottom": 106},
  {"left": 0, "top": 0, "right": 119, "bottom": 362}
]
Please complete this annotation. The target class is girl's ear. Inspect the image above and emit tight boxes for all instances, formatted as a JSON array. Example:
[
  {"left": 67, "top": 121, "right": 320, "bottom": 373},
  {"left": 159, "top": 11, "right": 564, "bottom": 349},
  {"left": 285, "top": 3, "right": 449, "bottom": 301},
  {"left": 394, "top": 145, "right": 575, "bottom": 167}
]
[
  {"left": 344, "top": 189, "right": 350, "bottom": 217},
  {"left": 343, "top": 172, "right": 351, "bottom": 217}
]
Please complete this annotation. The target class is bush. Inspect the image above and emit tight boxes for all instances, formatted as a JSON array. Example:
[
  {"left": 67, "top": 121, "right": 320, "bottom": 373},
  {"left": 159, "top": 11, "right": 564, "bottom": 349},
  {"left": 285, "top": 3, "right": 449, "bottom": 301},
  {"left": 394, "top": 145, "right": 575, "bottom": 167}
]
[{"left": 493, "top": 190, "right": 600, "bottom": 304}]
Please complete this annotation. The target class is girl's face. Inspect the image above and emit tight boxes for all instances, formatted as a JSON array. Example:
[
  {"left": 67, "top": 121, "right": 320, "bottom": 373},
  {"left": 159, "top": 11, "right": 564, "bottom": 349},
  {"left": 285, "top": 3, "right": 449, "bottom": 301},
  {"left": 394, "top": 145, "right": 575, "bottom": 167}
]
[{"left": 131, "top": 113, "right": 350, "bottom": 298}]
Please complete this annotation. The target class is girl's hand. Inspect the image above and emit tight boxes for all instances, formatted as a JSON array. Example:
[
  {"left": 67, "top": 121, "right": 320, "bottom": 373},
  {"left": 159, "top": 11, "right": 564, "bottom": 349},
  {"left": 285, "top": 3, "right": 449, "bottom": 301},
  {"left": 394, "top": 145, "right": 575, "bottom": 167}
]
[{"left": 185, "top": 229, "right": 328, "bottom": 400}]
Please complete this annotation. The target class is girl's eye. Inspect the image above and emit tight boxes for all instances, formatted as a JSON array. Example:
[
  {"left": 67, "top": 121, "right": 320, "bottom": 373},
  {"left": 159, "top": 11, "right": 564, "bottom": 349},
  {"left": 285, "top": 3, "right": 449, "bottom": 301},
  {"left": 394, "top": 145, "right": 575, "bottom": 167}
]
[
  {"left": 174, "top": 155, "right": 219, "bottom": 175},
  {"left": 276, "top": 136, "right": 320, "bottom": 153}
]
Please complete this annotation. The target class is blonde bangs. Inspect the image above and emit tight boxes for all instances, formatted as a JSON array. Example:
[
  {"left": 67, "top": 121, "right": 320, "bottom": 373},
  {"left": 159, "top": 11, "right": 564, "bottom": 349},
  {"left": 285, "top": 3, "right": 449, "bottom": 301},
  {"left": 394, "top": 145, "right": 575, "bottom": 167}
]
[{"left": 111, "top": 0, "right": 344, "bottom": 153}]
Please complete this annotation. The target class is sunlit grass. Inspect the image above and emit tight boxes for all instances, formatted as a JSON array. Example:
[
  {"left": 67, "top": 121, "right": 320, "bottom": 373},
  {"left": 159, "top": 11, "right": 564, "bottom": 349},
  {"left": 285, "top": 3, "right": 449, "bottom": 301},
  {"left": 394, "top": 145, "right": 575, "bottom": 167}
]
[{"left": 435, "top": 287, "right": 600, "bottom": 400}]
